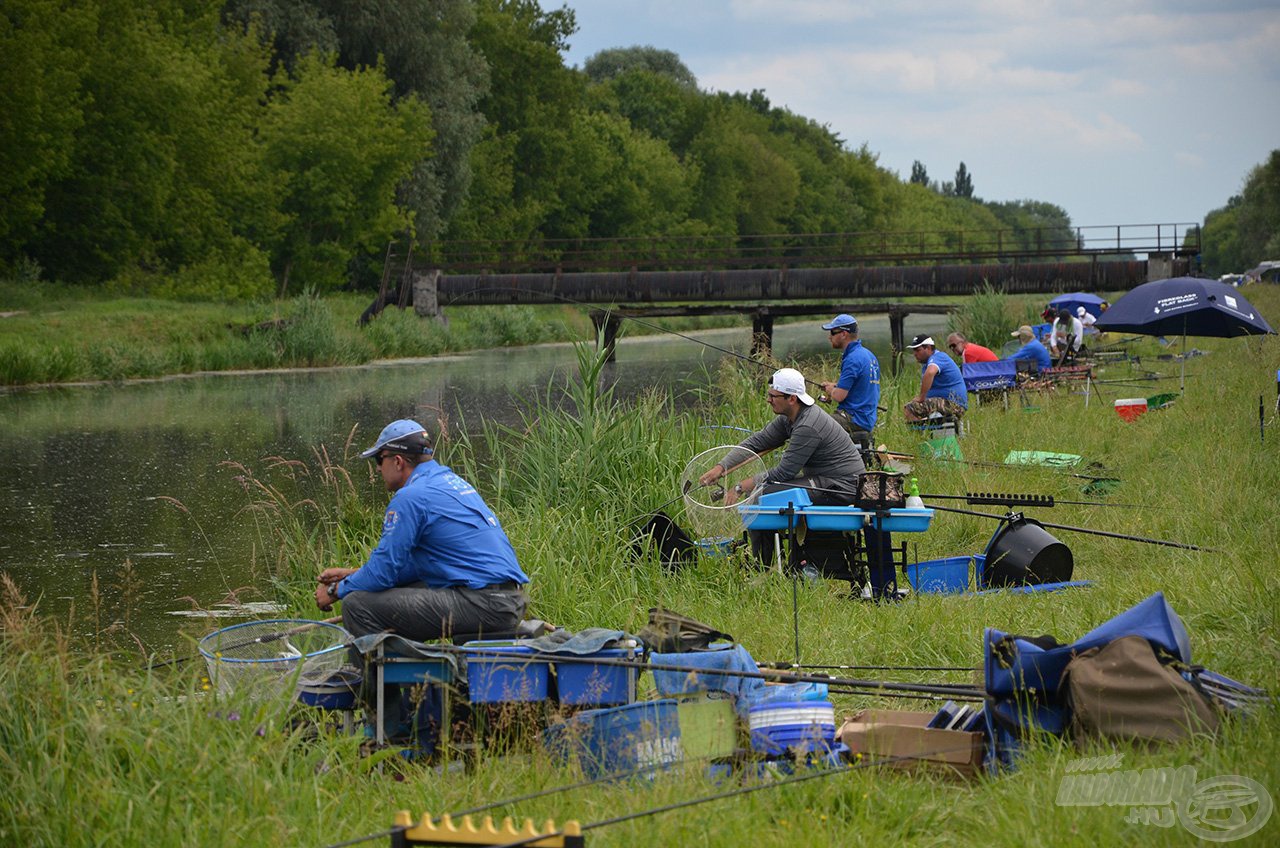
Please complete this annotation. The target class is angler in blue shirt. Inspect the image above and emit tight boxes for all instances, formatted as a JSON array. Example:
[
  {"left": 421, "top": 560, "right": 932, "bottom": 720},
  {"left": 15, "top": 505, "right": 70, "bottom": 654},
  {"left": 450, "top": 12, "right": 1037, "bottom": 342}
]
[
  {"left": 904, "top": 335, "right": 968, "bottom": 422},
  {"left": 1006, "top": 324, "right": 1052, "bottom": 371},
  {"left": 819, "top": 314, "right": 881, "bottom": 438},
  {"left": 316, "top": 419, "right": 528, "bottom": 641}
]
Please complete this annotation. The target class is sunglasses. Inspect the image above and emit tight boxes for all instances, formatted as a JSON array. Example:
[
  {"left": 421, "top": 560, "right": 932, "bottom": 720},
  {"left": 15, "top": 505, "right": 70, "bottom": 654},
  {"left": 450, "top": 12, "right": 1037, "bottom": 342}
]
[
  {"left": 375, "top": 452, "right": 398, "bottom": 467},
  {"left": 766, "top": 391, "right": 787, "bottom": 400},
  {"left": 828, "top": 328, "right": 848, "bottom": 336}
]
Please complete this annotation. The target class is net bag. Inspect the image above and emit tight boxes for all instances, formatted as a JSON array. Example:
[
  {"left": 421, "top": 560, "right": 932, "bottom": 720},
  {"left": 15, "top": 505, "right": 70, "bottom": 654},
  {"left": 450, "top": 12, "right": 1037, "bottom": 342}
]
[{"left": 198, "top": 619, "right": 350, "bottom": 701}]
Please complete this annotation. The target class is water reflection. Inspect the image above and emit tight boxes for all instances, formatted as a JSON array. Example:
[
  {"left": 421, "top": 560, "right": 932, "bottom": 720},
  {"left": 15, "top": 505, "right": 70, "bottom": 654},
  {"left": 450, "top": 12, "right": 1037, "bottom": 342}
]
[{"left": 0, "top": 314, "right": 945, "bottom": 649}]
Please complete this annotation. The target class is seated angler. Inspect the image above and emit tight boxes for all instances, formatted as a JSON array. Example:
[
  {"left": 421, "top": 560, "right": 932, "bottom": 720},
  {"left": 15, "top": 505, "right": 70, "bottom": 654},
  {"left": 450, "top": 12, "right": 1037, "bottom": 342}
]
[
  {"left": 315, "top": 419, "right": 529, "bottom": 642},
  {"left": 1005, "top": 324, "right": 1052, "bottom": 371},
  {"left": 903, "top": 335, "right": 968, "bottom": 423}
]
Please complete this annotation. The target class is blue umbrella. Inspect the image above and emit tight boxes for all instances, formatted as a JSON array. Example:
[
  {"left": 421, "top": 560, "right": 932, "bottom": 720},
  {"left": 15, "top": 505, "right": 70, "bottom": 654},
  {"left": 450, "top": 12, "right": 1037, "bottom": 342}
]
[
  {"left": 1048, "top": 292, "right": 1106, "bottom": 318},
  {"left": 1094, "top": 276, "right": 1275, "bottom": 337}
]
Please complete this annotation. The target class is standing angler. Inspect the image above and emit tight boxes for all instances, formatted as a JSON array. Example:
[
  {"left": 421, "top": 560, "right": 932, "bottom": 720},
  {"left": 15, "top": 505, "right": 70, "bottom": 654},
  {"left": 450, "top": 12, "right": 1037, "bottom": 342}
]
[{"left": 819, "top": 313, "right": 881, "bottom": 452}]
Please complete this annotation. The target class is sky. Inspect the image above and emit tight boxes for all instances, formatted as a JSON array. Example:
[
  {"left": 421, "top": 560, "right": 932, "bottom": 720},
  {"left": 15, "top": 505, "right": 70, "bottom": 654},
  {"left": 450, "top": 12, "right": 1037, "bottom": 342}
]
[{"left": 563, "top": 0, "right": 1280, "bottom": 232}]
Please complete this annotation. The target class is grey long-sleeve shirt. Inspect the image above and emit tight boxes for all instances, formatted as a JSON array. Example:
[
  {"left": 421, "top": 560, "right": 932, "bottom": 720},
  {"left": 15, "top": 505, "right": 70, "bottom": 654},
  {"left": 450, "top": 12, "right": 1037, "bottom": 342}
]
[{"left": 720, "top": 404, "right": 865, "bottom": 495}]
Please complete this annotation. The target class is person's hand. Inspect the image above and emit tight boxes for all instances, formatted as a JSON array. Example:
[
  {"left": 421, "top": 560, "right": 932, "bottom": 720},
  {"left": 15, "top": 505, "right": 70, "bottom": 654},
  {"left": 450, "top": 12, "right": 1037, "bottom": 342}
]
[
  {"left": 698, "top": 464, "right": 724, "bottom": 487},
  {"left": 318, "top": 566, "right": 356, "bottom": 584},
  {"left": 315, "top": 581, "right": 335, "bottom": 612}
]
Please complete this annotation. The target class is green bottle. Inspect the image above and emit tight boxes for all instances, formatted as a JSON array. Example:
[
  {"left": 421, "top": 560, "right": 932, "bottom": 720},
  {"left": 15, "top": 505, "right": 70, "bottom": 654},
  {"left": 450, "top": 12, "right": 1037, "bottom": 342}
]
[{"left": 906, "top": 476, "right": 924, "bottom": 508}]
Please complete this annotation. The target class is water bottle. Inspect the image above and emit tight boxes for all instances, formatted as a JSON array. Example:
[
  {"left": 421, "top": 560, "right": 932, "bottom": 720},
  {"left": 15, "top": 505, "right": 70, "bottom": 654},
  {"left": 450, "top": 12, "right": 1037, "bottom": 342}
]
[{"left": 905, "top": 476, "right": 925, "bottom": 509}]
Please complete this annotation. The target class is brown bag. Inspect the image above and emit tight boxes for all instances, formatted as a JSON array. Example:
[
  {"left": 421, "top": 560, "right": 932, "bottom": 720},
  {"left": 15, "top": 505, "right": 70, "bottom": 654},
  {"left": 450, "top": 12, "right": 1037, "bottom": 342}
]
[
  {"left": 1064, "top": 635, "right": 1219, "bottom": 746},
  {"left": 856, "top": 471, "right": 904, "bottom": 509}
]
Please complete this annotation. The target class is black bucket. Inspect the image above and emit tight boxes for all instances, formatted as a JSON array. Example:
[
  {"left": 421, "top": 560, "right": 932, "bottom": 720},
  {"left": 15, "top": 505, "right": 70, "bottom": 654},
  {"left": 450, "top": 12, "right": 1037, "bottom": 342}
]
[{"left": 981, "top": 517, "right": 1073, "bottom": 588}]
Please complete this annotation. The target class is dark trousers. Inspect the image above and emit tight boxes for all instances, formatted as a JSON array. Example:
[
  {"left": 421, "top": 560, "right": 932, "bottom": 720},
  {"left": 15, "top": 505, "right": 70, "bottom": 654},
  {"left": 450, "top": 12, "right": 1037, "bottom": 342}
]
[{"left": 342, "top": 582, "right": 528, "bottom": 641}]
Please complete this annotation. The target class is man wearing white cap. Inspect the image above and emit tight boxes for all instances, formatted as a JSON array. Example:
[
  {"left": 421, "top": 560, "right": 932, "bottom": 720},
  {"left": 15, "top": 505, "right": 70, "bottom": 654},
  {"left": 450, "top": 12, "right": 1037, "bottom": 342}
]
[
  {"left": 699, "top": 367, "right": 865, "bottom": 506},
  {"left": 1077, "top": 305, "right": 1097, "bottom": 331},
  {"left": 315, "top": 419, "right": 529, "bottom": 641},
  {"left": 904, "top": 335, "right": 968, "bottom": 422}
]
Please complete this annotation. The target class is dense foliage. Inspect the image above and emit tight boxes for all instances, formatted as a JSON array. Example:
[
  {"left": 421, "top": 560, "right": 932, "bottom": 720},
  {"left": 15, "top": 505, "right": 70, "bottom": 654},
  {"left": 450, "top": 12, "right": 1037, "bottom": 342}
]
[
  {"left": 2, "top": 0, "right": 1081, "bottom": 299},
  {"left": 1199, "top": 149, "right": 1280, "bottom": 275}
]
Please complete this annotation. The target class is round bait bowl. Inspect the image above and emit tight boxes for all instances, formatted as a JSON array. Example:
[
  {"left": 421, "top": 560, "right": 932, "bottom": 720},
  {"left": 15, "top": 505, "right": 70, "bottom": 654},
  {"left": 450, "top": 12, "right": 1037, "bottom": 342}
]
[{"left": 198, "top": 619, "right": 350, "bottom": 701}]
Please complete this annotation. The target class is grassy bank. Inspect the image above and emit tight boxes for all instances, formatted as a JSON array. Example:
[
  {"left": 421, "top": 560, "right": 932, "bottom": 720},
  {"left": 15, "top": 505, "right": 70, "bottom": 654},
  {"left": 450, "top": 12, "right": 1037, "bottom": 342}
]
[{"left": 2, "top": 286, "right": 1278, "bottom": 846}]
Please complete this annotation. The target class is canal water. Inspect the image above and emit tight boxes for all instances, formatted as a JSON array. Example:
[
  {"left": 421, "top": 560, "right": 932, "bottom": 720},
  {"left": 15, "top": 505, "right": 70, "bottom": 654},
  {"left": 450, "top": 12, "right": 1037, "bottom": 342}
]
[{"left": 0, "top": 314, "right": 946, "bottom": 650}]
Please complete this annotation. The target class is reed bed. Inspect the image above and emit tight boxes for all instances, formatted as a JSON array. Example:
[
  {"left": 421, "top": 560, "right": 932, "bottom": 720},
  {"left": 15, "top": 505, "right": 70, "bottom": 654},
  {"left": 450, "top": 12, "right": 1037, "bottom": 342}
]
[{"left": 3, "top": 287, "right": 1280, "bottom": 847}]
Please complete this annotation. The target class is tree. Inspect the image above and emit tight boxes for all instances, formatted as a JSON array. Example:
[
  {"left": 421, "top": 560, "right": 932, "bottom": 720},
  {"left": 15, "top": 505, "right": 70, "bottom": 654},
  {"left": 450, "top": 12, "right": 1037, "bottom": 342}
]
[
  {"left": 954, "top": 161, "right": 974, "bottom": 198},
  {"left": 909, "top": 160, "right": 929, "bottom": 186},
  {"left": 582, "top": 45, "right": 696, "bottom": 88},
  {"left": 259, "top": 54, "right": 433, "bottom": 295},
  {"left": 0, "top": 0, "right": 95, "bottom": 267}
]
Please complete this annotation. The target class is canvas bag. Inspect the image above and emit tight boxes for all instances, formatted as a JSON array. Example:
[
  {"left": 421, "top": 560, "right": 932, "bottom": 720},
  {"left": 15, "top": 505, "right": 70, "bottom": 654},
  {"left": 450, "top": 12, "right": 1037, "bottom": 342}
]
[
  {"left": 637, "top": 607, "right": 733, "bottom": 653},
  {"left": 1063, "top": 635, "right": 1219, "bottom": 746}
]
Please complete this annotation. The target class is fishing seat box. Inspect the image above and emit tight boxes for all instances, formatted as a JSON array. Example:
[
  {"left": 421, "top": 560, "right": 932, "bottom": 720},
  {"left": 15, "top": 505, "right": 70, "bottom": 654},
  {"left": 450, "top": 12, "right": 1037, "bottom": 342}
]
[
  {"left": 460, "top": 641, "right": 550, "bottom": 704},
  {"left": 553, "top": 642, "right": 642, "bottom": 707},
  {"left": 837, "top": 709, "right": 984, "bottom": 778}
]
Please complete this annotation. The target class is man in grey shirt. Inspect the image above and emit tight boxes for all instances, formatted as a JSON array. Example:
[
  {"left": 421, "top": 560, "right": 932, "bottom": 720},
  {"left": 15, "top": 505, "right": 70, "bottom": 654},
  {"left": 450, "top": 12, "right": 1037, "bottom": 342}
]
[{"left": 699, "top": 367, "right": 865, "bottom": 505}]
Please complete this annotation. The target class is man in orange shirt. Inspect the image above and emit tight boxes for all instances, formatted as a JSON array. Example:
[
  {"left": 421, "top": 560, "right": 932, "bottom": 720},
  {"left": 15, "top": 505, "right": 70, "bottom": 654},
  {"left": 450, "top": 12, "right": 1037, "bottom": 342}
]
[{"left": 946, "top": 333, "right": 998, "bottom": 363}]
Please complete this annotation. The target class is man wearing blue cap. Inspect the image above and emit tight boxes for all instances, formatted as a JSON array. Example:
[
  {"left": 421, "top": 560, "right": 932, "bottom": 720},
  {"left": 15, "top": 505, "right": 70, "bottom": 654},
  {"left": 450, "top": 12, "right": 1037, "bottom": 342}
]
[
  {"left": 819, "top": 314, "right": 881, "bottom": 448},
  {"left": 314, "top": 419, "right": 529, "bottom": 641}
]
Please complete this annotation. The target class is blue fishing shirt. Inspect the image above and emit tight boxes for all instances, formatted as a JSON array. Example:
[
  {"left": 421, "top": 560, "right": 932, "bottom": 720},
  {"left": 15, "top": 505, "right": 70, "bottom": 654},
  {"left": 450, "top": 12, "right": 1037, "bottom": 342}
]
[
  {"left": 1009, "top": 339, "right": 1052, "bottom": 370},
  {"left": 836, "top": 340, "right": 881, "bottom": 432},
  {"left": 924, "top": 350, "right": 968, "bottom": 408},
  {"left": 337, "top": 460, "right": 528, "bottom": 596}
]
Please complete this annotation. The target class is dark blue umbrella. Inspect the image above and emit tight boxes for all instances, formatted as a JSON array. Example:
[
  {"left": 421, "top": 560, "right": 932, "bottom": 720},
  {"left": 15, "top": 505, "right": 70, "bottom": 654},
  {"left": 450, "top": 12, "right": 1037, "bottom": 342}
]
[
  {"left": 1094, "top": 276, "right": 1275, "bottom": 337},
  {"left": 1048, "top": 292, "right": 1106, "bottom": 318}
]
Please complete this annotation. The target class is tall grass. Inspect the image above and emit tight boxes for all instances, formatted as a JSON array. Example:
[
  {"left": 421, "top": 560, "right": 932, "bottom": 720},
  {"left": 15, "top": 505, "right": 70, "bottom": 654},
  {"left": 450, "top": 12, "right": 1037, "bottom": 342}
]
[{"left": 3, "top": 286, "right": 1280, "bottom": 846}]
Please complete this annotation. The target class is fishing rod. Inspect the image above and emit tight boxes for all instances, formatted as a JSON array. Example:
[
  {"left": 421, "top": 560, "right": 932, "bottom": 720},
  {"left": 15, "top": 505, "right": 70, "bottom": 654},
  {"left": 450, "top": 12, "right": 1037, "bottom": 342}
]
[
  {"left": 763, "top": 661, "right": 978, "bottom": 673},
  {"left": 481, "top": 744, "right": 985, "bottom": 848},
  {"left": 919, "top": 493, "right": 1153, "bottom": 510},
  {"left": 438, "top": 645, "right": 986, "bottom": 699},
  {"left": 928, "top": 502, "right": 1220, "bottom": 553},
  {"left": 330, "top": 743, "right": 984, "bottom": 848}
]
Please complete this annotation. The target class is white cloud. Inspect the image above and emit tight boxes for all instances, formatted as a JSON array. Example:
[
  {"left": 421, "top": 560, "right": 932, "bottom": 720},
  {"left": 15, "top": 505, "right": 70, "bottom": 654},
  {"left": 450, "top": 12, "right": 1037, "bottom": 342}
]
[
  {"left": 1175, "top": 151, "right": 1205, "bottom": 167},
  {"left": 727, "top": 0, "right": 874, "bottom": 24}
]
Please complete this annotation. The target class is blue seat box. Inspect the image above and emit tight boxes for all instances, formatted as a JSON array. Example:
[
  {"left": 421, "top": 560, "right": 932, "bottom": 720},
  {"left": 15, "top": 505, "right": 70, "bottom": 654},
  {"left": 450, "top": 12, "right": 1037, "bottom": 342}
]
[
  {"left": 461, "top": 641, "right": 550, "bottom": 704},
  {"left": 555, "top": 644, "right": 640, "bottom": 707}
]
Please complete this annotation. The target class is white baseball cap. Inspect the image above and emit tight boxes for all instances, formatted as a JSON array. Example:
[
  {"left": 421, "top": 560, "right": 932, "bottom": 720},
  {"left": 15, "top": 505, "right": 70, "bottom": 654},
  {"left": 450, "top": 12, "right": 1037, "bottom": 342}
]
[
  {"left": 1076, "top": 306, "right": 1086, "bottom": 316},
  {"left": 770, "top": 368, "right": 814, "bottom": 406}
]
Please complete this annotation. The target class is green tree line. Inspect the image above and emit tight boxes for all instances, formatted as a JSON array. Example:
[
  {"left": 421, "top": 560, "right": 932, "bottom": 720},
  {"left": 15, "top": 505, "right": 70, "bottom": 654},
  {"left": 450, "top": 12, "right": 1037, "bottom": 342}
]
[
  {"left": 1197, "top": 150, "right": 1280, "bottom": 276},
  {"left": 2, "top": 0, "right": 1078, "bottom": 301}
]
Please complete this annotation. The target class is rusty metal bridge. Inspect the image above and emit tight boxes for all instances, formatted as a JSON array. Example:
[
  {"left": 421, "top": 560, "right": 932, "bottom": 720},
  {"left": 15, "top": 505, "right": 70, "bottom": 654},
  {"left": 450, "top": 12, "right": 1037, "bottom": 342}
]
[{"left": 386, "top": 222, "right": 1199, "bottom": 362}]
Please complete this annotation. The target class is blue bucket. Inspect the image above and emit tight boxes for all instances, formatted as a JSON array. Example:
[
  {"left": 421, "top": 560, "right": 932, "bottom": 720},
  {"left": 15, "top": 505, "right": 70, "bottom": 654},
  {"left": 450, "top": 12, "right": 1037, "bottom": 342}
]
[
  {"left": 905, "top": 556, "right": 978, "bottom": 594},
  {"left": 747, "top": 700, "right": 836, "bottom": 756}
]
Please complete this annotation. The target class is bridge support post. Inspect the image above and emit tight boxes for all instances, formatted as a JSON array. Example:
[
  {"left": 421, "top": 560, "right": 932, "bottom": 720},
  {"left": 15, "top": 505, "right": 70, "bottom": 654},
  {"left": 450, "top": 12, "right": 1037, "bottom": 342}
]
[
  {"left": 1147, "top": 252, "right": 1173, "bottom": 282},
  {"left": 589, "top": 310, "right": 622, "bottom": 362},
  {"left": 412, "top": 269, "right": 443, "bottom": 320},
  {"left": 751, "top": 313, "right": 775, "bottom": 358},
  {"left": 888, "top": 310, "right": 907, "bottom": 376}
]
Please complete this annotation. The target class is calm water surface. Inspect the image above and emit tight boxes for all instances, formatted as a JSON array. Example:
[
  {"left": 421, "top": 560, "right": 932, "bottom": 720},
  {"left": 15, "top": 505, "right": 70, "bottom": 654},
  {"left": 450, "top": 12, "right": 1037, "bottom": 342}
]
[{"left": 0, "top": 315, "right": 945, "bottom": 650}]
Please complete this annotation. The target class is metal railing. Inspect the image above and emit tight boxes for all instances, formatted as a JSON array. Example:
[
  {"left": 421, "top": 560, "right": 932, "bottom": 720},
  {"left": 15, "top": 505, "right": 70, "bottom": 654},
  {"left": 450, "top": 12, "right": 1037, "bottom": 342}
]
[{"left": 419, "top": 223, "right": 1200, "bottom": 274}]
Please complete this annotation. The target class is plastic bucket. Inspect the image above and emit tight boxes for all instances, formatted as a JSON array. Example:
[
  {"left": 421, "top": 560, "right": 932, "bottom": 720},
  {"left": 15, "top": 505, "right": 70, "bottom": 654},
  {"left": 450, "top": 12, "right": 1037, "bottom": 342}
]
[
  {"left": 1114, "top": 398, "right": 1148, "bottom": 422},
  {"left": 982, "top": 518, "right": 1073, "bottom": 588},
  {"left": 905, "top": 556, "right": 974, "bottom": 594}
]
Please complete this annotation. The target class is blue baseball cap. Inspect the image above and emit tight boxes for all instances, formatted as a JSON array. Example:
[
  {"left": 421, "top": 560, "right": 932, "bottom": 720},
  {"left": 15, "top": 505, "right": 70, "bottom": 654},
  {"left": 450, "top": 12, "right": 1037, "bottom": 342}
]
[
  {"left": 821, "top": 314, "right": 857, "bottom": 331},
  {"left": 359, "top": 419, "right": 432, "bottom": 458}
]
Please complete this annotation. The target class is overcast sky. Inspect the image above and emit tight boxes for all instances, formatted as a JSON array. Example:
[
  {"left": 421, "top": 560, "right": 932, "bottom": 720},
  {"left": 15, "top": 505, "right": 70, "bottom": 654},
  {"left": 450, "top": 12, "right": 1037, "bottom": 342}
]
[{"left": 564, "top": 0, "right": 1279, "bottom": 233}]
